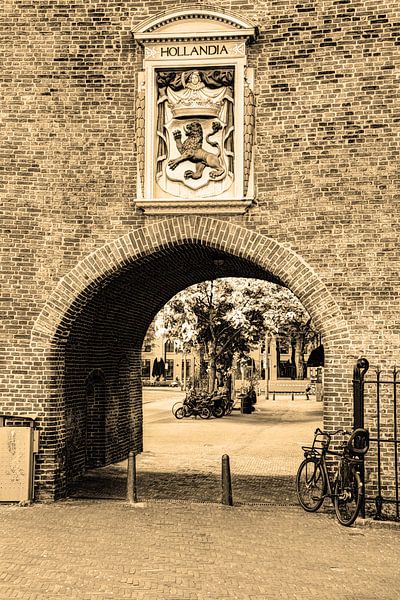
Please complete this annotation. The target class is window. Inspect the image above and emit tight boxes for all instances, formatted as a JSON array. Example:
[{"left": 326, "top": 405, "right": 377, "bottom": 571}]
[
  {"left": 278, "top": 338, "right": 290, "bottom": 354},
  {"left": 182, "top": 359, "right": 191, "bottom": 379},
  {"left": 165, "top": 340, "right": 174, "bottom": 353},
  {"left": 165, "top": 359, "right": 174, "bottom": 380},
  {"left": 141, "top": 359, "right": 151, "bottom": 378}
]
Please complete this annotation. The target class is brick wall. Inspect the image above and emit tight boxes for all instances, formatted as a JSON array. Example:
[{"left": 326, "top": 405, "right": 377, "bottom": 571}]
[{"left": 1, "top": 0, "right": 399, "bottom": 499}]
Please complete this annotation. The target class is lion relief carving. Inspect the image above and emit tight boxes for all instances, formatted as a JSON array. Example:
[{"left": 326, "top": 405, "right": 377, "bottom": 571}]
[{"left": 168, "top": 121, "right": 226, "bottom": 181}]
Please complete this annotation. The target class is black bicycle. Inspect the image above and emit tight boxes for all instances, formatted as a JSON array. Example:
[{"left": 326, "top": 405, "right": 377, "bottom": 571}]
[
  {"left": 172, "top": 392, "right": 211, "bottom": 419},
  {"left": 296, "top": 427, "right": 369, "bottom": 526}
]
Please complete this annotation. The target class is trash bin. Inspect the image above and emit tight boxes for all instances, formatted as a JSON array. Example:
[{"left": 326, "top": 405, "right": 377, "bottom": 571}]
[
  {"left": 239, "top": 393, "right": 254, "bottom": 414},
  {"left": 0, "top": 415, "right": 39, "bottom": 503},
  {"left": 248, "top": 389, "right": 257, "bottom": 405}
]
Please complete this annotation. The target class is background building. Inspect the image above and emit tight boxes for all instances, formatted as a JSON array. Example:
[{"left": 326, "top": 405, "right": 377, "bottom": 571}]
[{"left": 141, "top": 334, "right": 315, "bottom": 394}]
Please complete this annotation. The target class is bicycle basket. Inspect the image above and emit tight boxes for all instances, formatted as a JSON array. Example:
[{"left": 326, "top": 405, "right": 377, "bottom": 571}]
[
  {"left": 347, "top": 428, "right": 369, "bottom": 456},
  {"left": 302, "top": 430, "right": 329, "bottom": 456}
]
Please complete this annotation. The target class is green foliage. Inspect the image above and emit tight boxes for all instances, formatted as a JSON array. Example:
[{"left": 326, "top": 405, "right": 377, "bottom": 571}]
[{"left": 154, "top": 278, "right": 319, "bottom": 389}]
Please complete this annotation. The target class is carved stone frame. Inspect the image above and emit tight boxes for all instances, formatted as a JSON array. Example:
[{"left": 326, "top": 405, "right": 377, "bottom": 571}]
[{"left": 133, "top": 9, "right": 257, "bottom": 215}]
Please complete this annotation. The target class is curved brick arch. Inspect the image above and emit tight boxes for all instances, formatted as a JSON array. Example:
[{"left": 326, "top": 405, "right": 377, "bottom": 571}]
[
  {"left": 31, "top": 216, "right": 350, "bottom": 352},
  {"left": 31, "top": 215, "right": 353, "bottom": 500}
]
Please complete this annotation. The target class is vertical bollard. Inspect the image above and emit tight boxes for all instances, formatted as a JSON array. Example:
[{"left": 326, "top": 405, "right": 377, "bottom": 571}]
[
  {"left": 127, "top": 450, "right": 138, "bottom": 503},
  {"left": 221, "top": 454, "right": 233, "bottom": 506}
]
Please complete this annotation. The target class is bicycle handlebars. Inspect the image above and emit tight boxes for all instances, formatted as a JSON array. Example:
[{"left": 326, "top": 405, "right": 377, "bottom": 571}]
[
  {"left": 313, "top": 427, "right": 369, "bottom": 455},
  {"left": 314, "top": 427, "right": 351, "bottom": 436}
]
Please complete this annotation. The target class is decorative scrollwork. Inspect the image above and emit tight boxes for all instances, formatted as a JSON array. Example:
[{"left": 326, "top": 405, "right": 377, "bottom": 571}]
[
  {"left": 244, "top": 77, "right": 255, "bottom": 197},
  {"left": 136, "top": 76, "right": 145, "bottom": 194}
]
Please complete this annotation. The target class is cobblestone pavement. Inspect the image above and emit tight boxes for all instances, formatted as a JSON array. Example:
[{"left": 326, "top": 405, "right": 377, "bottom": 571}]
[
  {"left": 2, "top": 394, "right": 399, "bottom": 599},
  {"left": 0, "top": 500, "right": 399, "bottom": 600},
  {"left": 71, "top": 465, "right": 296, "bottom": 505},
  {"left": 71, "top": 393, "right": 321, "bottom": 506}
]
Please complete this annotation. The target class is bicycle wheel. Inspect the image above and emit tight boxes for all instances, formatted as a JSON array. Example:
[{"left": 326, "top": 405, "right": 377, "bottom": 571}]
[
  {"left": 172, "top": 402, "right": 183, "bottom": 416},
  {"left": 200, "top": 407, "right": 211, "bottom": 419},
  {"left": 296, "top": 458, "right": 326, "bottom": 512},
  {"left": 224, "top": 403, "right": 233, "bottom": 415},
  {"left": 212, "top": 406, "right": 224, "bottom": 418},
  {"left": 174, "top": 406, "right": 185, "bottom": 420},
  {"left": 334, "top": 468, "right": 362, "bottom": 526}
]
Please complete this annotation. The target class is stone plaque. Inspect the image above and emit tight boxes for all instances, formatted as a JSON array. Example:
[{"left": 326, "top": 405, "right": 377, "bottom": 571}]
[
  {"left": 0, "top": 427, "right": 34, "bottom": 502},
  {"left": 133, "top": 9, "right": 257, "bottom": 209}
]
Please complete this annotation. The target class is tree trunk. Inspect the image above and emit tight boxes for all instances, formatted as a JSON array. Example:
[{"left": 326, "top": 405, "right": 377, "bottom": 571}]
[
  {"left": 197, "top": 345, "right": 207, "bottom": 390},
  {"left": 226, "top": 374, "right": 232, "bottom": 400},
  {"left": 264, "top": 333, "right": 270, "bottom": 396},
  {"left": 208, "top": 349, "right": 217, "bottom": 393},
  {"left": 290, "top": 338, "right": 297, "bottom": 380},
  {"left": 295, "top": 336, "right": 303, "bottom": 380}
]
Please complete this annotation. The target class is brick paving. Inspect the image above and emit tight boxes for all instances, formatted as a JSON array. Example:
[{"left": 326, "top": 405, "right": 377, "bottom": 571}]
[
  {"left": 2, "top": 395, "right": 399, "bottom": 599},
  {"left": 0, "top": 500, "right": 399, "bottom": 600},
  {"left": 71, "top": 465, "right": 297, "bottom": 506},
  {"left": 70, "top": 393, "right": 318, "bottom": 506}
]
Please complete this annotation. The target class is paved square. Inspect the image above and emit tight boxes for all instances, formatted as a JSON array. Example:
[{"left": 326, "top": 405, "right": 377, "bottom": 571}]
[
  {"left": 0, "top": 500, "right": 399, "bottom": 599},
  {"left": 1, "top": 394, "right": 399, "bottom": 599}
]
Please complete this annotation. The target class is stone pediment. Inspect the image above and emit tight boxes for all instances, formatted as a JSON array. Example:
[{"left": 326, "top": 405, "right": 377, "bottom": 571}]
[{"left": 133, "top": 9, "right": 258, "bottom": 44}]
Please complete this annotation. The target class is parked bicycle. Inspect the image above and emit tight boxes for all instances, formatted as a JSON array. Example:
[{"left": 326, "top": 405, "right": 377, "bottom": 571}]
[
  {"left": 172, "top": 392, "right": 211, "bottom": 419},
  {"left": 296, "top": 427, "right": 369, "bottom": 526},
  {"left": 172, "top": 389, "right": 235, "bottom": 419},
  {"left": 222, "top": 396, "right": 235, "bottom": 415}
]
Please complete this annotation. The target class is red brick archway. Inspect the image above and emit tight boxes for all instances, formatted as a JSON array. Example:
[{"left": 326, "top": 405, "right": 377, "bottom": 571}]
[
  {"left": 31, "top": 216, "right": 351, "bottom": 500},
  {"left": 32, "top": 216, "right": 348, "bottom": 346}
]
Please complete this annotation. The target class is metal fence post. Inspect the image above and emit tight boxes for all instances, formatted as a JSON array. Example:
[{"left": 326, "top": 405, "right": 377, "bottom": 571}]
[
  {"left": 392, "top": 367, "right": 399, "bottom": 520},
  {"left": 353, "top": 357, "right": 369, "bottom": 429},
  {"left": 353, "top": 358, "right": 369, "bottom": 518}
]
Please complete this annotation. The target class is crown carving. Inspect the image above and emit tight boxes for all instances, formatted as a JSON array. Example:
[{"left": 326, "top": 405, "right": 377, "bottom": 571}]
[
  {"left": 166, "top": 70, "right": 225, "bottom": 119},
  {"left": 169, "top": 99, "right": 223, "bottom": 119}
]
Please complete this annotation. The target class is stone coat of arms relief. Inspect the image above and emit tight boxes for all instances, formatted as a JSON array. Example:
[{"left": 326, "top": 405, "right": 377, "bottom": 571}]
[
  {"left": 155, "top": 69, "right": 234, "bottom": 197},
  {"left": 133, "top": 9, "right": 257, "bottom": 212}
]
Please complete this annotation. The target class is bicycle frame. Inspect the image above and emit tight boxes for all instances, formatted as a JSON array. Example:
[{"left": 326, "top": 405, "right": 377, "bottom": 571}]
[
  {"left": 303, "top": 449, "right": 334, "bottom": 503},
  {"left": 302, "top": 428, "right": 364, "bottom": 504},
  {"left": 297, "top": 427, "right": 369, "bottom": 525}
]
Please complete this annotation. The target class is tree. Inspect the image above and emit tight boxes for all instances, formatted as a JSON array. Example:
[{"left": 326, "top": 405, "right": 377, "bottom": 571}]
[
  {"left": 154, "top": 278, "right": 319, "bottom": 392},
  {"left": 143, "top": 321, "right": 156, "bottom": 351},
  {"left": 155, "top": 279, "right": 264, "bottom": 392},
  {"left": 261, "top": 287, "right": 319, "bottom": 379}
]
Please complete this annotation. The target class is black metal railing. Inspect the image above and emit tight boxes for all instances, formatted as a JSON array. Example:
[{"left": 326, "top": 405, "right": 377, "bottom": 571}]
[{"left": 353, "top": 358, "right": 400, "bottom": 521}]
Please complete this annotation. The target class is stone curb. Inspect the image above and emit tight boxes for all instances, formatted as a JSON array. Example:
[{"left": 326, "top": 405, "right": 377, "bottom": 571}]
[{"left": 357, "top": 517, "right": 400, "bottom": 530}]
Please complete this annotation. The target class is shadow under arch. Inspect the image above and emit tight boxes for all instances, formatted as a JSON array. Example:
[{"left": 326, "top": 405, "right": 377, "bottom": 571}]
[
  {"left": 30, "top": 216, "right": 352, "bottom": 500},
  {"left": 85, "top": 369, "right": 107, "bottom": 468}
]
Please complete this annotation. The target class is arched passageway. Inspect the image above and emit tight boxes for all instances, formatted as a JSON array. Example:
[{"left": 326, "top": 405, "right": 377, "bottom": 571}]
[{"left": 31, "top": 216, "right": 351, "bottom": 500}]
